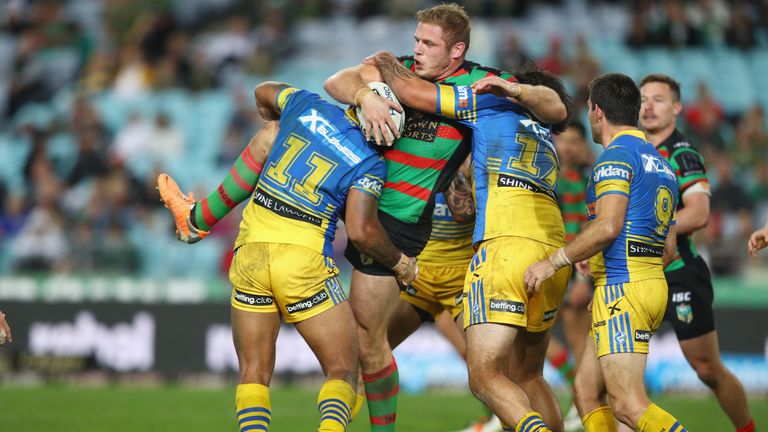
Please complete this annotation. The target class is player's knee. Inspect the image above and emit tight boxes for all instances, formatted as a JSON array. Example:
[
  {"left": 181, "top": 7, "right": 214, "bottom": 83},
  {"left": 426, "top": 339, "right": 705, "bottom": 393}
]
[
  {"left": 691, "top": 359, "right": 722, "bottom": 388},
  {"left": 467, "top": 367, "right": 495, "bottom": 401},
  {"left": 606, "top": 390, "right": 647, "bottom": 424},
  {"left": 573, "top": 373, "right": 602, "bottom": 412}
]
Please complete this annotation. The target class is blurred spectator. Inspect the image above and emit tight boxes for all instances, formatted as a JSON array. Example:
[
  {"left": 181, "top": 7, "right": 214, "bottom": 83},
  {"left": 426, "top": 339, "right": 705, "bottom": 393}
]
[
  {"left": 684, "top": 81, "right": 725, "bottom": 148},
  {"left": 219, "top": 90, "right": 260, "bottom": 166},
  {"left": 708, "top": 153, "right": 754, "bottom": 274},
  {"left": 655, "top": 0, "right": 703, "bottom": 47},
  {"left": 497, "top": 34, "right": 530, "bottom": 73},
  {"left": 0, "top": 194, "right": 28, "bottom": 240},
  {"left": 111, "top": 112, "right": 151, "bottom": 165},
  {"left": 725, "top": 1, "right": 758, "bottom": 50},
  {"left": 568, "top": 35, "right": 601, "bottom": 115},
  {"left": 11, "top": 179, "right": 68, "bottom": 272},
  {"left": 68, "top": 128, "right": 110, "bottom": 186},
  {"left": 625, "top": 5, "right": 653, "bottom": 49},
  {"left": 147, "top": 112, "right": 184, "bottom": 164},
  {"left": 686, "top": 0, "right": 729, "bottom": 45},
  {"left": 537, "top": 36, "right": 567, "bottom": 75},
  {"left": 112, "top": 44, "right": 152, "bottom": 100},
  {"left": 729, "top": 105, "right": 768, "bottom": 170}
]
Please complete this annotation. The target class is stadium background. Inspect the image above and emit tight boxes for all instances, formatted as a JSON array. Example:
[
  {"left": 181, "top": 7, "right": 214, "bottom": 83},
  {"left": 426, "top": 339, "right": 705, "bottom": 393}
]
[{"left": 0, "top": 0, "right": 767, "bottom": 430}]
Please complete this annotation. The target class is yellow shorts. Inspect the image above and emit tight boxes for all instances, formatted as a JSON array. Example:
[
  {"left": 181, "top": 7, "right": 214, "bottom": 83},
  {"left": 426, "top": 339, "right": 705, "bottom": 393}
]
[
  {"left": 401, "top": 261, "right": 469, "bottom": 319},
  {"left": 229, "top": 243, "right": 347, "bottom": 324},
  {"left": 462, "top": 237, "right": 570, "bottom": 332},
  {"left": 590, "top": 279, "right": 668, "bottom": 357}
]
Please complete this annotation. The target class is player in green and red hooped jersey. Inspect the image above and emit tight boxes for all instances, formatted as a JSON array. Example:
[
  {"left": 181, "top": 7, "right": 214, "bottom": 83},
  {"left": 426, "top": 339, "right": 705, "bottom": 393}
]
[
  {"left": 637, "top": 74, "right": 754, "bottom": 432},
  {"left": 323, "top": 4, "right": 514, "bottom": 432}
]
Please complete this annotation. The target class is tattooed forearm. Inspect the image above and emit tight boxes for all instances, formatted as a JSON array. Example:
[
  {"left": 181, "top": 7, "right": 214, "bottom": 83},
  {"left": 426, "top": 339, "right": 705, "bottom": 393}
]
[
  {"left": 375, "top": 52, "right": 416, "bottom": 86},
  {"left": 445, "top": 171, "right": 475, "bottom": 223}
]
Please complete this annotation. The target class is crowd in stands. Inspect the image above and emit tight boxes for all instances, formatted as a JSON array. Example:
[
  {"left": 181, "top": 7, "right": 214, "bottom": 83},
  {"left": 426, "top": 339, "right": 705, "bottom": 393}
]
[{"left": 0, "top": 0, "right": 766, "bottom": 278}]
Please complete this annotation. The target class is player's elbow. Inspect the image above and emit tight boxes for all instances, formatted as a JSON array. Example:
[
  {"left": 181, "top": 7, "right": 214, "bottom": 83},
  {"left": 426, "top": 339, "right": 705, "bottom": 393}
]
[
  {"left": 323, "top": 74, "right": 342, "bottom": 100},
  {"left": 346, "top": 219, "right": 375, "bottom": 249},
  {"left": 693, "top": 209, "right": 710, "bottom": 230},
  {"left": 599, "top": 218, "right": 623, "bottom": 242}
]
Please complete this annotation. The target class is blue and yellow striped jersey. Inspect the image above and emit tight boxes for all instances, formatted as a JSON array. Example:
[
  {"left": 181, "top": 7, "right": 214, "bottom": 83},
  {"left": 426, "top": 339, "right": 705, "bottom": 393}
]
[
  {"left": 434, "top": 84, "right": 565, "bottom": 247},
  {"left": 236, "top": 88, "right": 386, "bottom": 256},
  {"left": 418, "top": 192, "right": 474, "bottom": 266},
  {"left": 586, "top": 130, "right": 679, "bottom": 286}
]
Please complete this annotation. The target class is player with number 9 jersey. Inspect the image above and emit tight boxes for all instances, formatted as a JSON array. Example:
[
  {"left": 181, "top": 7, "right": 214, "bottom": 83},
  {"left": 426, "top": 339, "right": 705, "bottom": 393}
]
[{"left": 585, "top": 130, "right": 679, "bottom": 287}]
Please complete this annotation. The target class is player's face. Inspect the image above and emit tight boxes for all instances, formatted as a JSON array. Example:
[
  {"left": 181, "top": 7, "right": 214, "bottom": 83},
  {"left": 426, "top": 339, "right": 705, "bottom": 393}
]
[
  {"left": 640, "top": 82, "right": 680, "bottom": 133},
  {"left": 587, "top": 99, "right": 602, "bottom": 144},
  {"left": 413, "top": 22, "right": 453, "bottom": 80},
  {"left": 554, "top": 127, "right": 584, "bottom": 166}
]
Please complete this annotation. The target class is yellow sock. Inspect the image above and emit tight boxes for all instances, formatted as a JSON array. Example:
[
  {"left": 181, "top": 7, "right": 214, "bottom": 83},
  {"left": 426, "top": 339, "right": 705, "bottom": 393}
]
[
  {"left": 516, "top": 411, "right": 551, "bottom": 432},
  {"left": 236, "top": 383, "right": 271, "bottom": 432},
  {"left": 582, "top": 406, "right": 617, "bottom": 432},
  {"left": 637, "top": 403, "right": 687, "bottom": 432},
  {"left": 350, "top": 393, "right": 365, "bottom": 421},
  {"left": 317, "top": 379, "right": 356, "bottom": 432}
]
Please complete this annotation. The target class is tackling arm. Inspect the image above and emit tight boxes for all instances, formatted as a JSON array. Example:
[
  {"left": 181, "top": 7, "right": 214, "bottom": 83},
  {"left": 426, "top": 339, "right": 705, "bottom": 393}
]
[
  {"left": 562, "top": 194, "right": 628, "bottom": 263},
  {"left": 444, "top": 154, "right": 475, "bottom": 223},
  {"left": 254, "top": 81, "right": 291, "bottom": 121},
  {"left": 345, "top": 189, "right": 417, "bottom": 285},
  {"left": 471, "top": 75, "right": 567, "bottom": 124},
  {"left": 366, "top": 51, "right": 440, "bottom": 114}
]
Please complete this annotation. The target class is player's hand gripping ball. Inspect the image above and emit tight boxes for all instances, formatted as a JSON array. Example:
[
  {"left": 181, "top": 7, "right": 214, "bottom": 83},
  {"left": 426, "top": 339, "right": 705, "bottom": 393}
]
[{"left": 355, "top": 82, "right": 405, "bottom": 145}]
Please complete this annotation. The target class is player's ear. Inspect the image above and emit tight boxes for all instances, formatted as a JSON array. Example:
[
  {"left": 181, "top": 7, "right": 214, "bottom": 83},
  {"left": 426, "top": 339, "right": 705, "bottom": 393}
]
[
  {"left": 672, "top": 100, "right": 682, "bottom": 116},
  {"left": 450, "top": 41, "right": 466, "bottom": 61}
]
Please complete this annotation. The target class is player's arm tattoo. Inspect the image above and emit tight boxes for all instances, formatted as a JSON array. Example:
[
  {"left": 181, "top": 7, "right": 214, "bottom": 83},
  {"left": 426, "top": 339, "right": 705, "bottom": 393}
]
[
  {"left": 368, "top": 51, "right": 438, "bottom": 113},
  {"left": 445, "top": 170, "right": 475, "bottom": 223},
  {"left": 375, "top": 52, "right": 416, "bottom": 83}
]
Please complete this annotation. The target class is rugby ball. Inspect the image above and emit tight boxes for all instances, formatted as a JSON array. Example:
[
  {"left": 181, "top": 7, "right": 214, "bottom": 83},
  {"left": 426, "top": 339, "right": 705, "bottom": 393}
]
[{"left": 355, "top": 82, "right": 405, "bottom": 145}]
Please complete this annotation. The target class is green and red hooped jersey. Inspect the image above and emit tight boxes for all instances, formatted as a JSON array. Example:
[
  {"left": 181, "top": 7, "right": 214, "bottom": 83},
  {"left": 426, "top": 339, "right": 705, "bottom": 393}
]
[
  {"left": 377, "top": 57, "right": 512, "bottom": 224},
  {"left": 558, "top": 166, "right": 589, "bottom": 242},
  {"left": 655, "top": 129, "right": 710, "bottom": 272}
]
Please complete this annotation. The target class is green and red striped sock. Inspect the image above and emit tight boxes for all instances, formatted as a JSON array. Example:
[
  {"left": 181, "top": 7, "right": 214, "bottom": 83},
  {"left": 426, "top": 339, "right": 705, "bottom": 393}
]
[
  {"left": 362, "top": 357, "right": 399, "bottom": 432},
  {"left": 193, "top": 147, "right": 262, "bottom": 231}
]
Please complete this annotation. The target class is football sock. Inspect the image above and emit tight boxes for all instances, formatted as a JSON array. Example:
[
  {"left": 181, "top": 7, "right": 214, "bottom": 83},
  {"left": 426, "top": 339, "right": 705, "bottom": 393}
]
[
  {"left": 193, "top": 147, "right": 263, "bottom": 231},
  {"left": 582, "top": 406, "right": 617, "bottom": 432},
  {"left": 736, "top": 418, "right": 755, "bottom": 432},
  {"left": 362, "top": 357, "right": 399, "bottom": 432},
  {"left": 236, "top": 383, "right": 271, "bottom": 432},
  {"left": 350, "top": 393, "right": 365, "bottom": 421},
  {"left": 317, "top": 379, "right": 355, "bottom": 432},
  {"left": 515, "top": 412, "right": 551, "bottom": 432},
  {"left": 549, "top": 348, "right": 575, "bottom": 388},
  {"left": 636, "top": 403, "right": 687, "bottom": 432}
]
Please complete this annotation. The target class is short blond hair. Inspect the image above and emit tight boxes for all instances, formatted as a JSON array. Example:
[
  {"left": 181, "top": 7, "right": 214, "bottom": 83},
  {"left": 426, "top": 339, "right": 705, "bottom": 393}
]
[{"left": 415, "top": 3, "right": 471, "bottom": 51}]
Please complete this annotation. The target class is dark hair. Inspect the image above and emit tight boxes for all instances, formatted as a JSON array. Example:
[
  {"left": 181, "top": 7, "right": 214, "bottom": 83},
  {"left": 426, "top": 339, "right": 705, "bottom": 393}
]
[
  {"left": 588, "top": 73, "right": 640, "bottom": 127},
  {"left": 640, "top": 73, "right": 681, "bottom": 102},
  {"left": 513, "top": 62, "right": 572, "bottom": 133},
  {"left": 565, "top": 120, "right": 586, "bottom": 139},
  {"left": 416, "top": 3, "right": 471, "bottom": 52}
]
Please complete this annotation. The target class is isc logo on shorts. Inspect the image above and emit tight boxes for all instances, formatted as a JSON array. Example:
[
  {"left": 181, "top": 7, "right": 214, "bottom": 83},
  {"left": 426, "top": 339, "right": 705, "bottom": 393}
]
[
  {"left": 489, "top": 299, "right": 525, "bottom": 314},
  {"left": 286, "top": 290, "right": 329, "bottom": 314},
  {"left": 234, "top": 290, "right": 274, "bottom": 306}
]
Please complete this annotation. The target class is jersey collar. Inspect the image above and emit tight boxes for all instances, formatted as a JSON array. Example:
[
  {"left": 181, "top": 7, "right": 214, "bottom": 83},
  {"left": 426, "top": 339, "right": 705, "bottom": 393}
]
[{"left": 610, "top": 129, "right": 647, "bottom": 144}]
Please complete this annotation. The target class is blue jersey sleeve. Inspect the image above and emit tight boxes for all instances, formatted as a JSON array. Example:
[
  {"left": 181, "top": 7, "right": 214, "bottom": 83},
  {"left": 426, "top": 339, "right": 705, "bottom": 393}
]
[
  {"left": 348, "top": 156, "right": 387, "bottom": 200},
  {"left": 592, "top": 146, "right": 635, "bottom": 199},
  {"left": 276, "top": 88, "right": 321, "bottom": 122},
  {"left": 434, "top": 84, "right": 505, "bottom": 124}
]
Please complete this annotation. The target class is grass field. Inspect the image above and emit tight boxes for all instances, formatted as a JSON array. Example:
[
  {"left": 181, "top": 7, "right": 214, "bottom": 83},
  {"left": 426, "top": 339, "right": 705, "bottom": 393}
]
[{"left": 0, "top": 385, "right": 765, "bottom": 431}]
